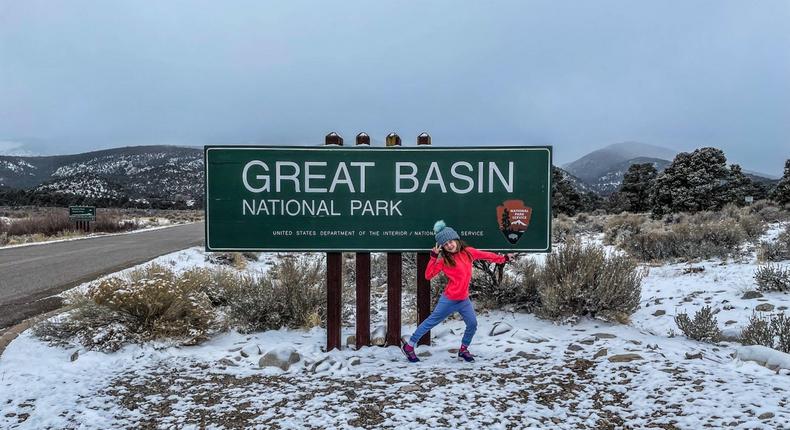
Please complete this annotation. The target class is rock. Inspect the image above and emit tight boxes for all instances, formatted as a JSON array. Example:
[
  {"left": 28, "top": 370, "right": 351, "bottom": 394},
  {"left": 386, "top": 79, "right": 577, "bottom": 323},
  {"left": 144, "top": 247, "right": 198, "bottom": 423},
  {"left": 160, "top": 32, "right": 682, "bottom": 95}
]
[
  {"left": 448, "top": 348, "right": 459, "bottom": 354},
  {"left": 489, "top": 322, "right": 513, "bottom": 336},
  {"left": 364, "top": 375, "right": 382, "bottom": 382},
  {"left": 309, "top": 356, "right": 332, "bottom": 373},
  {"left": 608, "top": 354, "right": 643, "bottom": 363},
  {"left": 511, "top": 329, "right": 548, "bottom": 343},
  {"left": 756, "top": 303, "right": 775, "bottom": 312},
  {"left": 594, "top": 348, "right": 608, "bottom": 359},
  {"left": 685, "top": 351, "right": 703, "bottom": 360},
  {"left": 219, "top": 358, "right": 238, "bottom": 367},
  {"left": 259, "top": 347, "right": 301, "bottom": 371},
  {"left": 239, "top": 344, "right": 260, "bottom": 358},
  {"left": 579, "top": 339, "right": 595, "bottom": 345},
  {"left": 592, "top": 333, "right": 617, "bottom": 339},
  {"left": 398, "top": 385, "right": 420, "bottom": 393},
  {"left": 346, "top": 335, "right": 356, "bottom": 347},
  {"left": 567, "top": 344, "right": 584, "bottom": 352},
  {"left": 417, "top": 351, "right": 432, "bottom": 357},
  {"left": 779, "top": 306, "right": 788, "bottom": 311},
  {"left": 349, "top": 357, "right": 362, "bottom": 366},
  {"left": 371, "top": 326, "right": 386, "bottom": 346},
  {"left": 70, "top": 350, "right": 79, "bottom": 362},
  {"left": 725, "top": 320, "right": 738, "bottom": 325},
  {"left": 628, "top": 340, "right": 642, "bottom": 345},
  {"left": 652, "top": 310, "right": 666, "bottom": 317},
  {"left": 758, "top": 412, "right": 775, "bottom": 420},
  {"left": 504, "top": 347, "right": 513, "bottom": 353},
  {"left": 741, "top": 291, "right": 763, "bottom": 299},
  {"left": 516, "top": 351, "right": 543, "bottom": 360}
]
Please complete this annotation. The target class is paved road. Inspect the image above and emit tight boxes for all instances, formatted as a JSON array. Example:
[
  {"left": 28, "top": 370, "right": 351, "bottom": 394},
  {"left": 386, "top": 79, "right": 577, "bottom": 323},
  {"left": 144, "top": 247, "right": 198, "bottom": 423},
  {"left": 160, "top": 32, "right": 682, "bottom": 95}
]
[{"left": 0, "top": 222, "right": 204, "bottom": 329}]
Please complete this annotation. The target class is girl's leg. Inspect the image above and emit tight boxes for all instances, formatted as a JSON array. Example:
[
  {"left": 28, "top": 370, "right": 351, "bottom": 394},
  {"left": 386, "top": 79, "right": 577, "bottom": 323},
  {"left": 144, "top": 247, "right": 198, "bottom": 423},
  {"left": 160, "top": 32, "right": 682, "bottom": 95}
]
[
  {"left": 457, "top": 299, "right": 478, "bottom": 347},
  {"left": 408, "top": 295, "right": 456, "bottom": 347}
]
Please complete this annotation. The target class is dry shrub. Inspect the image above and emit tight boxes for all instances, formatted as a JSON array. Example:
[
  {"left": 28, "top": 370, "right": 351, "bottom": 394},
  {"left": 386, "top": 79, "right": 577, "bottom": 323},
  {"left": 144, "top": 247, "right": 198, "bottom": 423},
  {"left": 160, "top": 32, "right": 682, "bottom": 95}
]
[
  {"left": 538, "top": 241, "right": 644, "bottom": 322},
  {"left": 758, "top": 225, "right": 790, "bottom": 262},
  {"left": 626, "top": 218, "right": 746, "bottom": 262},
  {"left": 0, "top": 213, "right": 73, "bottom": 236},
  {"left": 34, "top": 265, "right": 218, "bottom": 351},
  {"left": 754, "top": 264, "right": 790, "bottom": 292},
  {"left": 674, "top": 306, "right": 722, "bottom": 343},
  {"left": 741, "top": 312, "right": 790, "bottom": 353},
  {"left": 223, "top": 255, "right": 326, "bottom": 332},
  {"left": 749, "top": 200, "right": 789, "bottom": 223},
  {"left": 603, "top": 213, "right": 649, "bottom": 246},
  {"left": 471, "top": 258, "right": 521, "bottom": 310},
  {"left": 552, "top": 214, "right": 575, "bottom": 243},
  {"left": 33, "top": 290, "right": 138, "bottom": 352},
  {"left": 91, "top": 266, "right": 216, "bottom": 343}
]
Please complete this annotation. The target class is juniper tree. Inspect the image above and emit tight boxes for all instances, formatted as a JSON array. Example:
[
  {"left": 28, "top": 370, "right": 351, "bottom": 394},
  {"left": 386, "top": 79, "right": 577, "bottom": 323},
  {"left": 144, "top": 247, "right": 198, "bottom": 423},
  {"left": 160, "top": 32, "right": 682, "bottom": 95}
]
[
  {"left": 618, "top": 163, "right": 657, "bottom": 212},
  {"left": 724, "top": 164, "right": 753, "bottom": 206},
  {"left": 552, "top": 167, "right": 583, "bottom": 217},
  {"left": 651, "top": 147, "right": 731, "bottom": 216},
  {"left": 772, "top": 159, "right": 790, "bottom": 205}
]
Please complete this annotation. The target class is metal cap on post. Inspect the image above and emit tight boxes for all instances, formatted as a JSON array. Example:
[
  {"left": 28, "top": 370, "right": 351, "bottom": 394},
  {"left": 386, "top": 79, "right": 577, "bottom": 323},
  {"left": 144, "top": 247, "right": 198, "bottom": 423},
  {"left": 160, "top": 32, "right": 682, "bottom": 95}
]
[
  {"left": 385, "top": 133, "right": 401, "bottom": 147},
  {"left": 417, "top": 132, "right": 431, "bottom": 146},
  {"left": 325, "top": 132, "right": 344, "bottom": 146},
  {"left": 356, "top": 132, "right": 370, "bottom": 146}
]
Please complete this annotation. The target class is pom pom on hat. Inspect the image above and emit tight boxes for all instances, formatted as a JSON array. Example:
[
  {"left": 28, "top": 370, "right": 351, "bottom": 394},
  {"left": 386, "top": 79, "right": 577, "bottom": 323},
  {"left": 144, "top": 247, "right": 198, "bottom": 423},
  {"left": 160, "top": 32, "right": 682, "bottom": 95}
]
[{"left": 433, "top": 220, "right": 447, "bottom": 234}]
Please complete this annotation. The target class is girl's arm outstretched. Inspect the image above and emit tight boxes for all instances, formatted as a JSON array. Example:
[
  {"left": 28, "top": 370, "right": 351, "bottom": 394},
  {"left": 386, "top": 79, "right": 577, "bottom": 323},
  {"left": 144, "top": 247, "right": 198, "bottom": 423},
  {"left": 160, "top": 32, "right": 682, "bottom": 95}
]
[{"left": 467, "top": 246, "right": 508, "bottom": 264}]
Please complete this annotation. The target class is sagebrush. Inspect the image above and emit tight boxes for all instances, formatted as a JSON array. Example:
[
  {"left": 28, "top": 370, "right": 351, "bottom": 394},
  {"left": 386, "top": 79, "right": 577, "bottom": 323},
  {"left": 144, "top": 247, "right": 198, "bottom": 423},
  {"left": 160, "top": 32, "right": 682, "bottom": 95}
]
[
  {"left": 538, "top": 241, "right": 644, "bottom": 322},
  {"left": 740, "top": 312, "right": 790, "bottom": 353},
  {"left": 674, "top": 306, "right": 722, "bottom": 343}
]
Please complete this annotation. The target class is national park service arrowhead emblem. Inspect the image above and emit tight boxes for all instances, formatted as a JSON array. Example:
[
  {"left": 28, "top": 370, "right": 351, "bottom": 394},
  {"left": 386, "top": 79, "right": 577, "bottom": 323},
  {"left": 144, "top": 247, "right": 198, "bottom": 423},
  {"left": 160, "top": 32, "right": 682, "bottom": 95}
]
[{"left": 497, "top": 199, "right": 532, "bottom": 244}]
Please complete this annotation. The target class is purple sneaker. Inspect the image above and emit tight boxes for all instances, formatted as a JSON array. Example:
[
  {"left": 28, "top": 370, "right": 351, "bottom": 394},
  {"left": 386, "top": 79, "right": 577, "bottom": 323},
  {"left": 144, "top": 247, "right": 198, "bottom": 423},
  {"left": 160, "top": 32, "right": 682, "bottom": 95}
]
[
  {"left": 402, "top": 343, "right": 420, "bottom": 363},
  {"left": 458, "top": 345, "right": 475, "bottom": 362}
]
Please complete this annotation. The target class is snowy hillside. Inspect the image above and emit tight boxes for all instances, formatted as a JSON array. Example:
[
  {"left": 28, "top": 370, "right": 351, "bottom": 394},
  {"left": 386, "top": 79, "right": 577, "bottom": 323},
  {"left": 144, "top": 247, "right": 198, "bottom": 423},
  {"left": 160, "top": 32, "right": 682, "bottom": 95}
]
[
  {"left": 2, "top": 223, "right": 790, "bottom": 428},
  {"left": 0, "top": 146, "right": 203, "bottom": 202}
]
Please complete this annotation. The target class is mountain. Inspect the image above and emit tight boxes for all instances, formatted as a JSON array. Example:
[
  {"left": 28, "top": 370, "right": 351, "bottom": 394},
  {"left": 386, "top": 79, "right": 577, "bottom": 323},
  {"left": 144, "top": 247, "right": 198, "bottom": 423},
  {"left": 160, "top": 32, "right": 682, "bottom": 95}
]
[
  {"left": 0, "top": 146, "right": 203, "bottom": 205},
  {"left": 562, "top": 142, "right": 677, "bottom": 184},
  {"left": 587, "top": 157, "right": 671, "bottom": 195}
]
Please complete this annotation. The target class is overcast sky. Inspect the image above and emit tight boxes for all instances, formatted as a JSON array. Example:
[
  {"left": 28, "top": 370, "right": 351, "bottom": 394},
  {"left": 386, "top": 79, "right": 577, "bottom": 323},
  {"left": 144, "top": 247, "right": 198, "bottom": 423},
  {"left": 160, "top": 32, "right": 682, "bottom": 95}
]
[{"left": 1, "top": 1, "right": 788, "bottom": 175}]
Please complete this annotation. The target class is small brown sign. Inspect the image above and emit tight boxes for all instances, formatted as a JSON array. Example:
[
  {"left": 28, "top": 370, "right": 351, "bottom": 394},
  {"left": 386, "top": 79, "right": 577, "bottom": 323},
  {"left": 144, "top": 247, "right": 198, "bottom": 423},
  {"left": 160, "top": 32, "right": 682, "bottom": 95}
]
[{"left": 497, "top": 199, "right": 532, "bottom": 244}]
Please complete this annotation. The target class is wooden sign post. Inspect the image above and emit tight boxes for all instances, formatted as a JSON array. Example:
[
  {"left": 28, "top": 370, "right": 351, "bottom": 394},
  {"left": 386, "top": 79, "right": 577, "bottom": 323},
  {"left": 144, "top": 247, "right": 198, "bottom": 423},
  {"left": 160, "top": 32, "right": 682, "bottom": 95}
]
[
  {"left": 355, "top": 132, "right": 372, "bottom": 349},
  {"left": 324, "top": 132, "right": 343, "bottom": 351},
  {"left": 385, "top": 133, "right": 403, "bottom": 347}
]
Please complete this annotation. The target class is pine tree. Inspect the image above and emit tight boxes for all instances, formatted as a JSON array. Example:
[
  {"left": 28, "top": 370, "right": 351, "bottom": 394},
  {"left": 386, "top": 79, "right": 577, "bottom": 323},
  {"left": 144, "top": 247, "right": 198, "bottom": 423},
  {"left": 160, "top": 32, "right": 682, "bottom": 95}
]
[
  {"left": 618, "top": 163, "right": 657, "bottom": 212},
  {"left": 651, "top": 147, "right": 731, "bottom": 216},
  {"left": 772, "top": 159, "right": 790, "bottom": 205}
]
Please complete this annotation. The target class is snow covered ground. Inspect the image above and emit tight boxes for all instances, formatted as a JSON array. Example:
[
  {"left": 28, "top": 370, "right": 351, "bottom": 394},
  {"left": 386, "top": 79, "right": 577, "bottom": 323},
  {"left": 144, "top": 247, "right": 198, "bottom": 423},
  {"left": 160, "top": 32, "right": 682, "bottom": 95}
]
[{"left": 1, "top": 226, "right": 789, "bottom": 429}]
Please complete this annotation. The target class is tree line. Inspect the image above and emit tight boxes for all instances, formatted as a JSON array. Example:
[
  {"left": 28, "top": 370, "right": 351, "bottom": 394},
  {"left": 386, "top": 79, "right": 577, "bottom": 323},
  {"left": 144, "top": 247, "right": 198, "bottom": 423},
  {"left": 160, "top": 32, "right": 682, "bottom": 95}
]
[{"left": 553, "top": 147, "right": 790, "bottom": 216}]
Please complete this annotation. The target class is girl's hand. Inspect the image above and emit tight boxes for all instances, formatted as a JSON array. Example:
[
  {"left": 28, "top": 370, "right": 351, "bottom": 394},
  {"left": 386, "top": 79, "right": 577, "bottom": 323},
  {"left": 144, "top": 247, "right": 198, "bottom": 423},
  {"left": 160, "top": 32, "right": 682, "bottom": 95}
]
[{"left": 431, "top": 244, "right": 441, "bottom": 255}]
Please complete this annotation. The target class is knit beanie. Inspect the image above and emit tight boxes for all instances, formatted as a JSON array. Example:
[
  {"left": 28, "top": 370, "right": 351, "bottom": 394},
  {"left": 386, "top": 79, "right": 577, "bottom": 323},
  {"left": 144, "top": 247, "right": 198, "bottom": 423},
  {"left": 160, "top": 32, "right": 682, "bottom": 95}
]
[{"left": 434, "top": 220, "right": 460, "bottom": 246}]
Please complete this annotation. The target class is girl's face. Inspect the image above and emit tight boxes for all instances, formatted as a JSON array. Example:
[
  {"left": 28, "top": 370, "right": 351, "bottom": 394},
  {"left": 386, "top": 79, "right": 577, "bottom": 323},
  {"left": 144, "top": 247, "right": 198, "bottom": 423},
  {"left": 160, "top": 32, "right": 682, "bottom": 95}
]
[{"left": 442, "top": 239, "right": 459, "bottom": 253}]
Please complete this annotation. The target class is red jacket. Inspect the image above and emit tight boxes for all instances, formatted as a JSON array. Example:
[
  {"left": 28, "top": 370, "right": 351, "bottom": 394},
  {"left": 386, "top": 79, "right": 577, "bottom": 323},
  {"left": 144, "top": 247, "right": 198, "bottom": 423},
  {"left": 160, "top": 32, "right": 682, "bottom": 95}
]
[{"left": 425, "top": 246, "right": 507, "bottom": 300}]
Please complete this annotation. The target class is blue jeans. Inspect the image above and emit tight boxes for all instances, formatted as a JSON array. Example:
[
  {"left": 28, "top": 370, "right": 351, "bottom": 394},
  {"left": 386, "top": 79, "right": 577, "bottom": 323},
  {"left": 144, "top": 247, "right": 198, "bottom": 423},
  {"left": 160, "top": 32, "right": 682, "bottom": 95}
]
[{"left": 408, "top": 295, "right": 477, "bottom": 347}]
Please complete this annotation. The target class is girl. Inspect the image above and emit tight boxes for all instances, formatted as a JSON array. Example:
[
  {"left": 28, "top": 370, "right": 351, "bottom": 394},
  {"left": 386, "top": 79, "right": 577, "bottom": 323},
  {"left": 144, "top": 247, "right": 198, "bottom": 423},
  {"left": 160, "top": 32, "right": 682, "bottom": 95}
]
[{"left": 402, "top": 220, "right": 511, "bottom": 363}]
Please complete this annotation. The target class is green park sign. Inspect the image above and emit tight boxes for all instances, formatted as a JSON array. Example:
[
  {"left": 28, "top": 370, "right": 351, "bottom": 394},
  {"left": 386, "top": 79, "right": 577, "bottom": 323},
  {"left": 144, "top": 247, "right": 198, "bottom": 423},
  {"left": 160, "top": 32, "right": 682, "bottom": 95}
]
[
  {"left": 204, "top": 146, "right": 552, "bottom": 252},
  {"left": 68, "top": 206, "right": 96, "bottom": 221}
]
